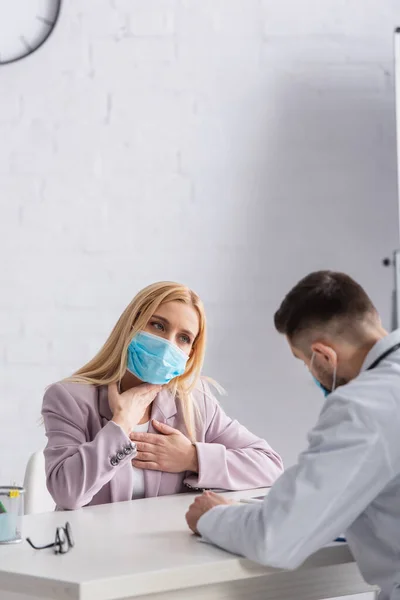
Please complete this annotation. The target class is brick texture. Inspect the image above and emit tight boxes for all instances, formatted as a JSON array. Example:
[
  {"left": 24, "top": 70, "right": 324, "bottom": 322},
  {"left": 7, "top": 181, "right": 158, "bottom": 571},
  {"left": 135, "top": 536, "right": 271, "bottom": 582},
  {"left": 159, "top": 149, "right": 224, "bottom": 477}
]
[{"left": 0, "top": 2, "right": 398, "bottom": 545}]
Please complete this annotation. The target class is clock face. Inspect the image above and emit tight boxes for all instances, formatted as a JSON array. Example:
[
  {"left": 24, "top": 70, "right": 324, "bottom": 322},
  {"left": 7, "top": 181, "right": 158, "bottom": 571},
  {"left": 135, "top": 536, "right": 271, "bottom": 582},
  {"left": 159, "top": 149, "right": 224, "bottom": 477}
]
[{"left": 0, "top": 0, "right": 62, "bottom": 64}]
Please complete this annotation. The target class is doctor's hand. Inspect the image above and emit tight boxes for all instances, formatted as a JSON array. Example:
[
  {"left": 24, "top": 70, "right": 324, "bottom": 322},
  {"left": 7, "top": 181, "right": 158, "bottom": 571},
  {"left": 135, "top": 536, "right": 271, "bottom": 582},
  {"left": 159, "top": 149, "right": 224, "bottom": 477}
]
[
  {"left": 186, "top": 491, "right": 234, "bottom": 535},
  {"left": 109, "top": 383, "right": 161, "bottom": 435},
  {"left": 130, "top": 420, "right": 199, "bottom": 473}
]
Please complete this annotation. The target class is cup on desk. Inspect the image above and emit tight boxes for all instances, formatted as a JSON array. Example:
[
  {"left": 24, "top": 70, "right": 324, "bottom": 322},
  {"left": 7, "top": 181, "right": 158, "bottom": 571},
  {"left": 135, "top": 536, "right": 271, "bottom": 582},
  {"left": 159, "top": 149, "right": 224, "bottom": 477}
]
[{"left": 0, "top": 486, "right": 25, "bottom": 544}]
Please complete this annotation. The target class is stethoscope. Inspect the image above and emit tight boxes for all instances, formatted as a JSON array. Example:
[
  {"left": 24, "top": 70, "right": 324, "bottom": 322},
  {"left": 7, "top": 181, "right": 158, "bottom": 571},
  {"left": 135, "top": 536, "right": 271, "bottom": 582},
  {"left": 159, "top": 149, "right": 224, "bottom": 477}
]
[
  {"left": 334, "top": 341, "right": 400, "bottom": 543},
  {"left": 366, "top": 342, "right": 400, "bottom": 371}
]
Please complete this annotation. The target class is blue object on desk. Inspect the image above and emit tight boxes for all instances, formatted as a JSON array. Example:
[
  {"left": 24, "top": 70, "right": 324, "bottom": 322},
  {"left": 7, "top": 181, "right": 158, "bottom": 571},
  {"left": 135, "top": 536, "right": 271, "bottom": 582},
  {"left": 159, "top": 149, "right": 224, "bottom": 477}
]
[
  {"left": 334, "top": 536, "right": 346, "bottom": 542},
  {"left": 0, "top": 513, "right": 18, "bottom": 543}
]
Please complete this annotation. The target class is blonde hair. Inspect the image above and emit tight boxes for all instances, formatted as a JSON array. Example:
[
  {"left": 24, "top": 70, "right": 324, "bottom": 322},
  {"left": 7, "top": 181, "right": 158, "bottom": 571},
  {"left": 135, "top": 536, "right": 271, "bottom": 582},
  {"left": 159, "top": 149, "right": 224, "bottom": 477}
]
[{"left": 64, "top": 281, "right": 207, "bottom": 441}]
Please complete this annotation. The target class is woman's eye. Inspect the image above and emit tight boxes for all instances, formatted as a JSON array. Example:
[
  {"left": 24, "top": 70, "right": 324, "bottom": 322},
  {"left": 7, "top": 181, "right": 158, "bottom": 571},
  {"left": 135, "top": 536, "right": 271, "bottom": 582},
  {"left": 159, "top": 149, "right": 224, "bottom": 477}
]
[
  {"left": 179, "top": 334, "right": 191, "bottom": 344},
  {"left": 152, "top": 322, "right": 164, "bottom": 331}
]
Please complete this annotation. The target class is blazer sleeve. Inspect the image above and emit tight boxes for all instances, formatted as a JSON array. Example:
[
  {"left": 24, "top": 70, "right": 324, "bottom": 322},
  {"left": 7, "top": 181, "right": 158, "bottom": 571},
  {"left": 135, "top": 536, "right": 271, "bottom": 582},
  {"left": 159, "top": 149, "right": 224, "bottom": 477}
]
[
  {"left": 184, "top": 381, "right": 284, "bottom": 491},
  {"left": 42, "top": 383, "right": 134, "bottom": 510}
]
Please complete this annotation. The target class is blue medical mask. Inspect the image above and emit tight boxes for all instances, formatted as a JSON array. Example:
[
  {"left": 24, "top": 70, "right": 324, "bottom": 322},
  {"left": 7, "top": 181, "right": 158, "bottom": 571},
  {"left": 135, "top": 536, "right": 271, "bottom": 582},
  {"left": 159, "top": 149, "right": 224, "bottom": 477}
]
[
  {"left": 127, "top": 331, "right": 189, "bottom": 385},
  {"left": 312, "top": 376, "right": 331, "bottom": 397},
  {"left": 310, "top": 352, "right": 336, "bottom": 398}
]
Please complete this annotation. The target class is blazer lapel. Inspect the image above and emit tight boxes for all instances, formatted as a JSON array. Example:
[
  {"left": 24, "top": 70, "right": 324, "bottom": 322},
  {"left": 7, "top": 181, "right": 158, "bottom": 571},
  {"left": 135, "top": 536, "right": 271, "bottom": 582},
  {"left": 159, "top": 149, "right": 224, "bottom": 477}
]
[
  {"left": 98, "top": 385, "right": 134, "bottom": 503},
  {"left": 110, "top": 461, "right": 134, "bottom": 504},
  {"left": 144, "top": 389, "right": 177, "bottom": 498},
  {"left": 98, "top": 385, "right": 113, "bottom": 424}
]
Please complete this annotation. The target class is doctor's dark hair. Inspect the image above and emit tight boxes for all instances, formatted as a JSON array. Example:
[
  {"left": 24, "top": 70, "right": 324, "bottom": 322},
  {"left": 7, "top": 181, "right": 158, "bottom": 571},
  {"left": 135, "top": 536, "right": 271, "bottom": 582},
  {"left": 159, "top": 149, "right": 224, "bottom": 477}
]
[{"left": 274, "top": 271, "right": 378, "bottom": 344}]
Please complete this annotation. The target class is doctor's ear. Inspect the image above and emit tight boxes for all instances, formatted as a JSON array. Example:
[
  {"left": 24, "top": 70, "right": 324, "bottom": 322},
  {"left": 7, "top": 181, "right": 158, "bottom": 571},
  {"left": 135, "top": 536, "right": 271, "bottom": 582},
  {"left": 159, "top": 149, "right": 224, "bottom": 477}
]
[{"left": 311, "top": 342, "right": 338, "bottom": 366}]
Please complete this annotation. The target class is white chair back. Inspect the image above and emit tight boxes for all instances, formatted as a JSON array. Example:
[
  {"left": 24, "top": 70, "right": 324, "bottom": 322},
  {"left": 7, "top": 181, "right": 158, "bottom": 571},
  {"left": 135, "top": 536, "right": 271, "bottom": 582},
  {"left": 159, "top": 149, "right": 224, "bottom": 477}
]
[{"left": 23, "top": 450, "right": 55, "bottom": 514}]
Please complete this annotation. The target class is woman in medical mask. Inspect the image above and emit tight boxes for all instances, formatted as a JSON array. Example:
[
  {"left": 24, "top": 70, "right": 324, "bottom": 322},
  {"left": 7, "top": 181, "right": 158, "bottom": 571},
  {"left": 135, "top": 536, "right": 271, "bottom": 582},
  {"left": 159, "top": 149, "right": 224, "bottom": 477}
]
[{"left": 42, "top": 281, "right": 283, "bottom": 510}]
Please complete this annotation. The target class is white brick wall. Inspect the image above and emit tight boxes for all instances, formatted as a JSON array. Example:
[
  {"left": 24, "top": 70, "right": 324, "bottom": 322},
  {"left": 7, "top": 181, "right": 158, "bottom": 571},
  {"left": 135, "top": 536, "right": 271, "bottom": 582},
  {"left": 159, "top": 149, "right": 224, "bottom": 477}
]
[{"left": 0, "top": 0, "right": 398, "bottom": 528}]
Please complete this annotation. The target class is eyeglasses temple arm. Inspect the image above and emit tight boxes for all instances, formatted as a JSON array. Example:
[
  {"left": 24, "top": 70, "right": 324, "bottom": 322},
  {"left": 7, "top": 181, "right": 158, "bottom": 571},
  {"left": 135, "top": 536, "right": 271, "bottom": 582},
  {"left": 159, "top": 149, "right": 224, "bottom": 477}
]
[{"left": 26, "top": 538, "right": 55, "bottom": 550}]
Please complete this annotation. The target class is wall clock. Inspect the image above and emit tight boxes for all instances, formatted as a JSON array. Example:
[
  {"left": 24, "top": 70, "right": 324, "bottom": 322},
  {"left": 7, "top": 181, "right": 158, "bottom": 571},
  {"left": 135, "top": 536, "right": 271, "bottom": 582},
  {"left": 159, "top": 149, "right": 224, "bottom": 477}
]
[{"left": 0, "top": 0, "right": 62, "bottom": 65}]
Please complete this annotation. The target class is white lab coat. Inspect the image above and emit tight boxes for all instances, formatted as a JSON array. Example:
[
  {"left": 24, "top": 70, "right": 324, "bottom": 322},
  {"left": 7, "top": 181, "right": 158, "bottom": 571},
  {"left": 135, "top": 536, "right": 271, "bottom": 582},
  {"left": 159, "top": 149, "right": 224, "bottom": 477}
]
[{"left": 198, "top": 330, "right": 400, "bottom": 600}]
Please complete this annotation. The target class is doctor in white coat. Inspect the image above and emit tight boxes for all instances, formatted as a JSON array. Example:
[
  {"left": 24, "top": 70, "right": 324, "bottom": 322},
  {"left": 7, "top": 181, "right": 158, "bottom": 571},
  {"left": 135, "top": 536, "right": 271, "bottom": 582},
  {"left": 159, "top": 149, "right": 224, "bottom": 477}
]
[{"left": 186, "top": 270, "right": 400, "bottom": 600}]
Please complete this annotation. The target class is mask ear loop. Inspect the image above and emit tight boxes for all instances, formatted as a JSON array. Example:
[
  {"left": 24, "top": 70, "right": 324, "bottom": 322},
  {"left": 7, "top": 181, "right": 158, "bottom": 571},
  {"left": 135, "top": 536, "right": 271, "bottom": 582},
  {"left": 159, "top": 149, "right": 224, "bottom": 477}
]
[
  {"left": 310, "top": 352, "right": 315, "bottom": 373},
  {"left": 311, "top": 351, "right": 336, "bottom": 393},
  {"left": 331, "top": 364, "right": 337, "bottom": 393}
]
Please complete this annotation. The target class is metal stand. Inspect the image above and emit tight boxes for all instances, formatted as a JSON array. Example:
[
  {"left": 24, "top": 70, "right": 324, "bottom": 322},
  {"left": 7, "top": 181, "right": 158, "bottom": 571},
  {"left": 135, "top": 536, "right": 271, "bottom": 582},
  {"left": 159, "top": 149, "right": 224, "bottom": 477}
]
[
  {"left": 383, "top": 31, "right": 400, "bottom": 331},
  {"left": 382, "top": 250, "right": 400, "bottom": 330}
]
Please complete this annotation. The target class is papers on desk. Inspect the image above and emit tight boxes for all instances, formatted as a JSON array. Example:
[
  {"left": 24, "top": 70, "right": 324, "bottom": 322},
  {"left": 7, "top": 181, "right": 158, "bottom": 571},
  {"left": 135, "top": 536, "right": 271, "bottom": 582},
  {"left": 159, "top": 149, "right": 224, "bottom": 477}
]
[{"left": 239, "top": 495, "right": 265, "bottom": 504}]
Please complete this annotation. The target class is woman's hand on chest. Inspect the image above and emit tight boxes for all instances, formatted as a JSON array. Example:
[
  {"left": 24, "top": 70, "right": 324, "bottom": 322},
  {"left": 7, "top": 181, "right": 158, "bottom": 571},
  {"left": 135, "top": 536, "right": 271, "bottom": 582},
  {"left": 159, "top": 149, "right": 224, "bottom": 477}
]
[{"left": 130, "top": 420, "right": 199, "bottom": 474}]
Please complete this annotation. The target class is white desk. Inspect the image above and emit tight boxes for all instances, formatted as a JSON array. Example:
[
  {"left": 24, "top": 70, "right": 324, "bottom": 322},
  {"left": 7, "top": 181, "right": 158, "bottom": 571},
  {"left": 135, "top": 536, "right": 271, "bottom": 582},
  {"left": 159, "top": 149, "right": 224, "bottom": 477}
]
[{"left": 0, "top": 489, "right": 376, "bottom": 600}]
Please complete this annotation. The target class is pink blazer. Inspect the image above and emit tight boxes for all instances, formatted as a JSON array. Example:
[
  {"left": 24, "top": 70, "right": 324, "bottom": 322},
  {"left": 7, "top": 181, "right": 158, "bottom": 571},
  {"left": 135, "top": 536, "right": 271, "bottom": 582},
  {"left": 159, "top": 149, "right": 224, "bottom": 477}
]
[{"left": 42, "top": 380, "right": 283, "bottom": 510}]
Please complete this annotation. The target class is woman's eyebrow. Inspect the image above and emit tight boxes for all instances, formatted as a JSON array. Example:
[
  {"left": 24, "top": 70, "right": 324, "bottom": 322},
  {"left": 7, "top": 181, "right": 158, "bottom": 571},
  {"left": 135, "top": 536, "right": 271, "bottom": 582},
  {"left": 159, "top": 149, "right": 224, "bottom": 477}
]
[{"left": 152, "top": 315, "right": 169, "bottom": 324}]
